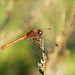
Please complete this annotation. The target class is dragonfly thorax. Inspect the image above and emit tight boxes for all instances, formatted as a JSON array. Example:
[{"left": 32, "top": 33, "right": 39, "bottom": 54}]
[{"left": 26, "top": 29, "right": 43, "bottom": 38}]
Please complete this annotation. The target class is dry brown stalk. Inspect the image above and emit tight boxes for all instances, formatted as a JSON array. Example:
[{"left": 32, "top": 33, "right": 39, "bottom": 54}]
[
  {"left": 0, "top": 0, "right": 51, "bottom": 45},
  {"left": 0, "top": 0, "right": 15, "bottom": 33},
  {"left": 6, "top": 0, "right": 14, "bottom": 15},
  {"left": 46, "top": 2, "right": 75, "bottom": 74},
  {"left": 38, "top": 38, "right": 46, "bottom": 75},
  {"left": 22, "top": 0, "right": 51, "bottom": 28}
]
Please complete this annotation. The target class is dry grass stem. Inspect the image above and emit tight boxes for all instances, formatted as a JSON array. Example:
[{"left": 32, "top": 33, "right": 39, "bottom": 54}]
[
  {"left": 46, "top": 2, "right": 75, "bottom": 74},
  {"left": 38, "top": 38, "right": 47, "bottom": 75},
  {"left": 0, "top": 0, "right": 51, "bottom": 46}
]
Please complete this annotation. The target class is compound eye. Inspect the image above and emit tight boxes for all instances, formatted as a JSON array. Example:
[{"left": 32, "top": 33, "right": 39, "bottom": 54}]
[{"left": 38, "top": 30, "right": 43, "bottom": 36}]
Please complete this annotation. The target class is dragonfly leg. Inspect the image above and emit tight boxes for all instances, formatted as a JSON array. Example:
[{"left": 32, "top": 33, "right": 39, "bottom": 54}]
[
  {"left": 33, "top": 38, "right": 45, "bottom": 54},
  {"left": 33, "top": 38, "right": 39, "bottom": 47}
]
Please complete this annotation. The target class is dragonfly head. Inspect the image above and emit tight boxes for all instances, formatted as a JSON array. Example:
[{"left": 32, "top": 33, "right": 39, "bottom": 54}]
[{"left": 37, "top": 29, "right": 43, "bottom": 36}]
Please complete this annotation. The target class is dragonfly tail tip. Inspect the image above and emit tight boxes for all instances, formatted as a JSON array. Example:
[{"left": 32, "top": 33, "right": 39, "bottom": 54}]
[
  {"left": 48, "top": 28, "right": 51, "bottom": 30},
  {"left": 55, "top": 44, "right": 58, "bottom": 47}
]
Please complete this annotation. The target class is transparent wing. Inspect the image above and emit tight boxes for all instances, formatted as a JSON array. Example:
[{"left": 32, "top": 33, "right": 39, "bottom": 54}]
[
  {"left": 42, "top": 28, "right": 58, "bottom": 57},
  {"left": 22, "top": 27, "right": 57, "bottom": 57},
  {"left": 22, "top": 38, "right": 43, "bottom": 58}
]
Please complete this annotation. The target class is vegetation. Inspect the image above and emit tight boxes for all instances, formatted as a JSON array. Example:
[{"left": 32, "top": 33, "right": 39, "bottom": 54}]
[{"left": 0, "top": 0, "right": 75, "bottom": 75}]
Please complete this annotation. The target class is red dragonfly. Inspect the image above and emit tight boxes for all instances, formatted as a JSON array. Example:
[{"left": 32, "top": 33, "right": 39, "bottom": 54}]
[{"left": 0, "top": 28, "right": 58, "bottom": 52}]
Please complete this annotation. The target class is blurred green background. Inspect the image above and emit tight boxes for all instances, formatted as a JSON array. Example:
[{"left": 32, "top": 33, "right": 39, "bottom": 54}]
[{"left": 0, "top": 0, "right": 75, "bottom": 75}]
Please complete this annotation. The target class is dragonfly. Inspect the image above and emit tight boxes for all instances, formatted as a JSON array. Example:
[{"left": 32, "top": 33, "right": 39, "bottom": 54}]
[{"left": 0, "top": 28, "right": 58, "bottom": 54}]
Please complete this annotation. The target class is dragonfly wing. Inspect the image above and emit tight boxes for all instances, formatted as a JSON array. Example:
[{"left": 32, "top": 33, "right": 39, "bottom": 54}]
[
  {"left": 22, "top": 27, "right": 57, "bottom": 58},
  {"left": 22, "top": 38, "right": 43, "bottom": 58},
  {"left": 42, "top": 28, "right": 57, "bottom": 57}
]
